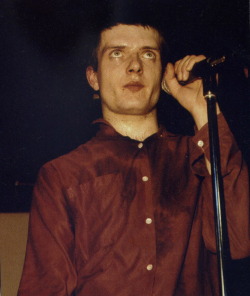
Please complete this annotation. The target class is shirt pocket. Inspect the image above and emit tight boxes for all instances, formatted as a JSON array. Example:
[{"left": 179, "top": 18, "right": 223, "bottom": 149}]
[
  {"left": 69, "top": 173, "right": 127, "bottom": 276},
  {"left": 69, "top": 173, "right": 127, "bottom": 253}
]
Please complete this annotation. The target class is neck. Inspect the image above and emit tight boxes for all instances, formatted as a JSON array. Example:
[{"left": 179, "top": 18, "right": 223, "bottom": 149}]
[{"left": 103, "top": 110, "right": 159, "bottom": 141}]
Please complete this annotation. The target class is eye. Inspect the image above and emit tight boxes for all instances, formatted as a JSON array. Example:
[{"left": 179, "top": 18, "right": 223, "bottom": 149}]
[
  {"left": 110, "top": 50, "right": 123, "bottom": 58},
  {"left": 143, "top": 51, "right": 156, "bottom": 59}
]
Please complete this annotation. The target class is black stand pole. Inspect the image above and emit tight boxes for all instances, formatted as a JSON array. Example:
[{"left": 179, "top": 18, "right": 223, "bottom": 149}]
[{"left": 204, "top": 76, "right": 230, "bottom": 296}]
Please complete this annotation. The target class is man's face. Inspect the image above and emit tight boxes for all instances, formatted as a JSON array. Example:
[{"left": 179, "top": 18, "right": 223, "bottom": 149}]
[{"left": 87, "top": 24, "right": 163, "bottom": 118}]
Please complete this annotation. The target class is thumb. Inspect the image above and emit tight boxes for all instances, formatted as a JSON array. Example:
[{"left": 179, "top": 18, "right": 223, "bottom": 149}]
[
  {"left": 163, "top": 63, "right": 181, "bottom": 95},
  {"left": 164, "top": 63, "right": 175, "bottom": 80}
]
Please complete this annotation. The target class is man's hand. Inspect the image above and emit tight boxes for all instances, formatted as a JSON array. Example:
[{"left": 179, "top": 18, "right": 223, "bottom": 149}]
[{"left": 162, "top": 55, "right": 220, "bottom": 130}]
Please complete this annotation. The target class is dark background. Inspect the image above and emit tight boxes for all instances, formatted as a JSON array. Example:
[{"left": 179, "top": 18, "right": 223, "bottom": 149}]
[
  {"left": 1, "top": 0, "right": 249, "bottom": 212},
  {"left": 0, "top": 0, "right": 250, "bottom": 294}
]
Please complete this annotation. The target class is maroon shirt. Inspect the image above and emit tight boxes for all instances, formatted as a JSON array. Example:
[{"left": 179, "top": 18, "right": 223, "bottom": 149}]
[{"left": 18, "top": 115, "right": 250, "bottom": 295}]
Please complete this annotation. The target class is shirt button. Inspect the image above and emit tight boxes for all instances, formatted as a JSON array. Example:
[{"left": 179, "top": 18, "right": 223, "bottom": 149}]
[
  {"left": 138, "top": 143, "right": 143, "bottom": 149},
  {"left": 197, "top": 140, "right": 204, "bottom": 148},
  {"left": 146, "top": 264, "right": 153, "bottom": 271},
  {"left": 142, "top": 176, "right": 149, "bottom": 182},
  {"left": 145, "top": 218, "right": 152, "bottom": 224}
]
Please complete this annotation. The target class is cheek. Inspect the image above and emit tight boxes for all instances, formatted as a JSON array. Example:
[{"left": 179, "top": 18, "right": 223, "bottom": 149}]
[
  {"left": 149, "top": 70, "right": 162, "bottom": 90},
  {"left": 155, "top": 63, "right": 163, "bottom": 79},
  {"left": 98, "top": 64, "right": 122, "bottom": 85},
  {"left": 145, "top": 62, "right": 162, "bottom": 78},
  {"left": 98, "top": 72, "right": 122, "bottom": 100}
]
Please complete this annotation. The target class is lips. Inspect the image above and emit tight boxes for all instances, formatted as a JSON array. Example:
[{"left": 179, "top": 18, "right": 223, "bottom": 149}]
[{"left": 123, "top": 81, "right": 144, "bottom": 92}]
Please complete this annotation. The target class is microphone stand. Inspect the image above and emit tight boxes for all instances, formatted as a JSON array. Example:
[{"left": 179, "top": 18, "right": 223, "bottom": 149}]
[{"left": 203, "top": 73, "right": 230, "bottom": 296}]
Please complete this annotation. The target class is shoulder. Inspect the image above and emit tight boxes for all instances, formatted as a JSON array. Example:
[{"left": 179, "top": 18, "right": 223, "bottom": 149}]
[{"left": 39, "top": 136, "right": 101, "bottom": 188}]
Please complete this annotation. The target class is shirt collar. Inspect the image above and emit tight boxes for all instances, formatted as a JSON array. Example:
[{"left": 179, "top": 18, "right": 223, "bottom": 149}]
[{"left": 92, "top": 118, "right": 177, "bottom": 141}]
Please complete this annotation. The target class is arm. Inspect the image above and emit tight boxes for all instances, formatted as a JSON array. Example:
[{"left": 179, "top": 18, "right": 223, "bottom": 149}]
[
  {"left": 18, "top": 164, "right": 77, "bottom": 296},
  {"left": 162, "top": 55, "right": 220, "bottom": 130},
  {"left": 163, "top": 56, "right": 250, "bottom": 259},
  {"left": 191, "top": 114, "right": 250, "bottom": 259},
  {"left": 163, "top": 55, "right": 221, "bottom": 173}
]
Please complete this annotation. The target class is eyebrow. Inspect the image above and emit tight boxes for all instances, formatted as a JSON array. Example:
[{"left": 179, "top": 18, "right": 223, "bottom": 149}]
[
  {"left": 101, "top": 46, "right": 126, "bottom": 55},
  {"left": 141, "top": 46, "right": 160, "bottom": 51}
]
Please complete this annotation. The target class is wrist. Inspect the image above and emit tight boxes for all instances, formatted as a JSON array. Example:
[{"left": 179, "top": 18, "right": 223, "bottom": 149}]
[{"left": 191, "top": 103, "right": 221, "bottom": 130}]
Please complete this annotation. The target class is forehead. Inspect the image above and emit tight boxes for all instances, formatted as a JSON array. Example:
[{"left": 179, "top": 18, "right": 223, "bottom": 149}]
[{"left": 98, "top": 24, "right": 162, "bottom": 52}]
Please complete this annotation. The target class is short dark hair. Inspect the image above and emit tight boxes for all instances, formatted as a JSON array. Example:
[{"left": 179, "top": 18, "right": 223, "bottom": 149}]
[{"left": 84, "top": 2, "right": 169, "bottom": 70}]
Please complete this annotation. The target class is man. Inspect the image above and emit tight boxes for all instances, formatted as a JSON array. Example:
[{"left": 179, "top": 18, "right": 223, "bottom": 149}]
[{"left": 18, "top": 23, "right": 250, "bottom": 295}]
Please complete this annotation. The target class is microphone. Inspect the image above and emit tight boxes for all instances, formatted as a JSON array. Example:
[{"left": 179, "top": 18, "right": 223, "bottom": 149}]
[
  {"left": 179, "top": 56, "right": 226, "bottom": 85},
  {"left": 179, "top": 49, "right": 250, "bottom": 85}
]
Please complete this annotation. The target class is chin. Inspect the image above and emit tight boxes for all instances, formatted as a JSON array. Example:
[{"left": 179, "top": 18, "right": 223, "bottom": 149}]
[{"left": 117, "top": 105, "right": 156, "bottom": 116}]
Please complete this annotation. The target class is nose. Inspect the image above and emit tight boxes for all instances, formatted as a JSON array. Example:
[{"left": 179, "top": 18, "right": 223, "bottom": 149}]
[{"left": 127, "top": 54, "right": 143, "bottom": 74}]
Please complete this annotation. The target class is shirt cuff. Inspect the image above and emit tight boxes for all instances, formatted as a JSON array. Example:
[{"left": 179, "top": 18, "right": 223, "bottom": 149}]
[{"left": 190, "top": 113, "right": 231, "bottom": 176}]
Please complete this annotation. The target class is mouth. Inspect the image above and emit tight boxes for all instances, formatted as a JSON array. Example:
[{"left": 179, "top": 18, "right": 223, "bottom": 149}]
[{"left": 123, "top": 82, "right": 144, "bottom": 92}]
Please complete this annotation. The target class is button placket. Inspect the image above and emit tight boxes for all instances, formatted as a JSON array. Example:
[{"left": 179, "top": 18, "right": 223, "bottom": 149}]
[
  {"left": 135, "top": 140, "right": 156, "bottom": 280},
  {"left": 145, "top": 218, "right": 152, "bottom": 224},
  {"left": 146, "top": 264, "right": 153, "bottom": 271},
  {"left": 197, "top": 140, "right": 204, "bottom": 148}
]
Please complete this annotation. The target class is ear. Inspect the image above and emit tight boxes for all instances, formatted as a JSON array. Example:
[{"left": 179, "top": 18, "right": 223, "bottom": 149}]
[{"left": 86, "top": 66, "right": 99, "bottom": 91}]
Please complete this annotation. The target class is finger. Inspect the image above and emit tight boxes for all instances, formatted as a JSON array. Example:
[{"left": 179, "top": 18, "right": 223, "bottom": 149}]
[
  {"left": 176, "top": 55, "right": 207, "bottom": 82},
  {"left": 185, "top": 55, "right": 206, "bottom": 72},
  {"left": 179, "top": 55, "right": 202, "bottom": 81},
  {"left": 164, "top": 62, "right": 175, "bottom": 81},
  {"left": 175, "top": 55, "right": 190, "bottom": 81},
  {"left": 163, "top": 63, "right": 182, "bottom": 95},
  {"left": 174, "top": 59, "right": 181, "bottom": 72}
]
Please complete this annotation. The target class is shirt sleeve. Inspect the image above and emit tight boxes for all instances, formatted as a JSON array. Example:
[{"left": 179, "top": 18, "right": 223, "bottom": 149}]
[
  {"left": 190, "top": 114, "right": 250, "bottom": 259},
  {"left": 18, "top": 163, "right": 77, "bottom": 296}
]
